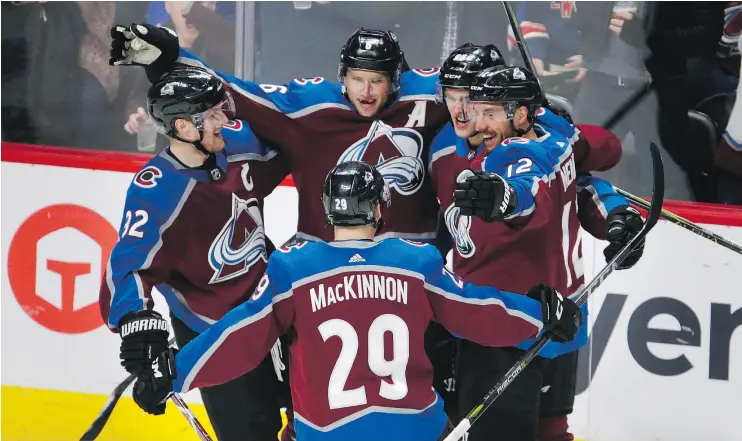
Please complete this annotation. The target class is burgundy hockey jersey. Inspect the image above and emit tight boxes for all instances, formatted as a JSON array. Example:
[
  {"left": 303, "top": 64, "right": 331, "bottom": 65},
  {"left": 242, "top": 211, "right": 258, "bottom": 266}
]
[
  {"left": 429, "top": 113, "right": 628, "bottom": 297},
  {"left": 178, "top": 51, "right": 448, "bottom": 243},
  {"left": 172, "top": 238, "right": 553, "bottom": 441},
  {"left": 100, "top": 121, "right": 290, "bottom": 332}
]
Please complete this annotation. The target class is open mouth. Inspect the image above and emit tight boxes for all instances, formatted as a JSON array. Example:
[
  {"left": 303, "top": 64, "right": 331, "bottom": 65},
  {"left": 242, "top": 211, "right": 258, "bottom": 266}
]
[
  {"left": 358, "top": 98, "right": 377, "bottom": 110},
  {"left": 454, "top": 115, "right": 470, "bottom": 129},
  {"left": 482, "top": 132, "right": 500, "bottom": 149}
]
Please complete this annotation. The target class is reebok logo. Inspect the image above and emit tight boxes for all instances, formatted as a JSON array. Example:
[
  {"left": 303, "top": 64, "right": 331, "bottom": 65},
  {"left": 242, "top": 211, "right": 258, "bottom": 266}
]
[{"left": 349, "top": 254, "right": 365, "bottom": 263}]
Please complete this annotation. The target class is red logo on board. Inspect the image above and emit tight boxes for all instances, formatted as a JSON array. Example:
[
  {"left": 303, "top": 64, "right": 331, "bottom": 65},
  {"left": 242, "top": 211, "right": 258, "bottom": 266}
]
[{"left": 7, "top": 204, "right": 117, "bottom": 333}]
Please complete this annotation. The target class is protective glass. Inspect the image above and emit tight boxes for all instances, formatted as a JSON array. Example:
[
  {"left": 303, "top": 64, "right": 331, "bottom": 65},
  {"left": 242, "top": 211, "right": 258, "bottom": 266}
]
[
  {"left": 440, "top": 87, "right": 472, "bottom": 121},
  {"left": 192, "top": 91, "right": 236, "bottom": 130},
  {"left": 465, "top": 101, "right": 517, "bottom": 124}
]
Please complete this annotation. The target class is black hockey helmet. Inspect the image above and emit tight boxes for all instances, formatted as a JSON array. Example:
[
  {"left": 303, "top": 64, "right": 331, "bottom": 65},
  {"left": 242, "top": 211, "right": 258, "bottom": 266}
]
[
  {"left": 147, "top": 67, "right": 235, "bottom": 153},
  {"left": 338, "top": 28, "right": 405, "bottom": 93},
  {"left": 322, "top": 161, "right": 391, "bottom": 228},
  {"left": 468, "top": 65, "right": 543, "bottom": 131},
  {"left": 438, "top": 43, "right": 506, "bottom": 99}
]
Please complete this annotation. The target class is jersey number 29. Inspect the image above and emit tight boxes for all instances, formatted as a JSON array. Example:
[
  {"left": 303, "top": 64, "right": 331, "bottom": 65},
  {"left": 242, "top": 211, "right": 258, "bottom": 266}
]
[{"left": 319, "top": 314, "right": 409, "bottom": 410}]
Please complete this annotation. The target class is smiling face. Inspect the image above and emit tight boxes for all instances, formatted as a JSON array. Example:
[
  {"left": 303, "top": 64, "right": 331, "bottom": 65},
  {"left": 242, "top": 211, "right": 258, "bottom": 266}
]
[
  {"left": 444, "top": 87, "right": 478, "bottom": 139},
  {"left": 471, "top": 102, "right": 531, "bottom": 154},
  {"left": 175, "top": 107, "right": 228, "bottom": 152},
  {"left": 344, "top": 68, "right": 392, "bottom": 117}
]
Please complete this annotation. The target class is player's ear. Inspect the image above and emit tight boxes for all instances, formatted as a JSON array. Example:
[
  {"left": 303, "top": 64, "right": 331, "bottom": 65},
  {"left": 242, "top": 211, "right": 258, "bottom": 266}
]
[
  {"left": 374, "top": 202, "right": 382, "bottom": 221},
  {"left": 515, "top": 105, "right": 529, "bottom": 125},
  {"left": 173, "top": 118, "right": 189, "bottom": 136}
]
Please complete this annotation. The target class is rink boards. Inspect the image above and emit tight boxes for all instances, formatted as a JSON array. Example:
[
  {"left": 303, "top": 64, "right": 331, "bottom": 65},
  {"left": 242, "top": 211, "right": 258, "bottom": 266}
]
[{"left": 2, "top": 142, "right": 741, "bottom": 441}]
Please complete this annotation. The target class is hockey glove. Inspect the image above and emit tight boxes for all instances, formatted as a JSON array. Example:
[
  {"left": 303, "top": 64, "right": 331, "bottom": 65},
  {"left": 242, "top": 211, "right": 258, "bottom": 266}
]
[
  {"left": 132, "top": 349, "right": 176, "bottom": 415},
  {"left": 109, "top": 23, "right": 179, "bottom": 83},
  {"left": 454, "top": 169, "right": 518, "bottom": 222},
  {"left": 604, "top": 206, "right": 645, "bottom": 270},
  {"left": 118, "top": 310, "right": 170, "bottom": 378},
  {"left": 527, "top": 284, "right": 582, "bottom": 343}
]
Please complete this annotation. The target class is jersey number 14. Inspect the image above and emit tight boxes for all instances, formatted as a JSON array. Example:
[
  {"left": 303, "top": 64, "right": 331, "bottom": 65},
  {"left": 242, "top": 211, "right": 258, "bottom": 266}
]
[{"left": 319, "top": 314, "right": 409, "bottom": 410}]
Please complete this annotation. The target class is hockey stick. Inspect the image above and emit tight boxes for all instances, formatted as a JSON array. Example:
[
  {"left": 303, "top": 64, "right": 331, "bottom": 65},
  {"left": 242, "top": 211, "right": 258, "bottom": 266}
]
[
  {"left": 501, "top": 0, "right": 652, "bottom": 131},
  {"left": 79, "top": 336, "right": 177, "bottom": 441},
  {"left": 444, "top": 142, "right": 665, "bottom": 441},
  {"left": 80, "top": 229, "right": 299, "bottom": 441},
  {"left": 615, "top": 188, "right": 742, "bottom": 255},
  {"left": 502, "top": 1, "right": 538, "bottom": 79},
  {"left": 171, "top": 393, "right": 214, "bottom": 441},
  {"left": 79, "top": 373, "right": 136, "bottom": 441}
]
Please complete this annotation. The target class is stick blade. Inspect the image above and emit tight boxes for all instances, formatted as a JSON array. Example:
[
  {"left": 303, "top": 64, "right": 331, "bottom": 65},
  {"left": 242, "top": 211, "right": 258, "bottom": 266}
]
[{"left": 645, "top": 142, "right": 665, "bottom": 230}]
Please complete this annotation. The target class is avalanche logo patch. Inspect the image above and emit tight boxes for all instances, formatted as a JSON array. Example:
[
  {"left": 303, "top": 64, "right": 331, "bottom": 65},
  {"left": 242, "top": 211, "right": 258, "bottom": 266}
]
[
  {"left": 134, "top": 166, "right": 163, "bottom": 189},
  {"left": 208, "top": 194, "right": 267, "bottom": 283},
  {"left": 222, "top": 120, "right": 244, "bottom": 131},
  {"left": 444, "top": 203, "right": 475, "bottom": 258},
  {"left": 338, "top": 120, "right": 425, "bottom": 195},
  {"left": 412, "top": 68, "right": 440, "bottom": 77}
]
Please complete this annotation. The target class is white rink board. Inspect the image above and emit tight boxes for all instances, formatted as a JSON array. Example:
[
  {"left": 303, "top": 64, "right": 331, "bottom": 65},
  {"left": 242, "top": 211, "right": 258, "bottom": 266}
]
[
  {"left": 574, "top": 225, "right": 742, "bottom": 441},
  {"left": 2, "top": 160, "right": 741, "bottom": 440}
]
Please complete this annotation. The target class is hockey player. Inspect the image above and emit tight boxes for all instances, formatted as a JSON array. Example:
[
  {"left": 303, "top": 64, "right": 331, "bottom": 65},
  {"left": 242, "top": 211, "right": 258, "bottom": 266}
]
[
  {"left": 440, "top": 66, "right": 645, "bottom": 441},
  {"left": 108, "top": 23, "right": 462, "bottom": 418},
  {"left": 109, "top": 24, "right": 447, "bottom": 244},
  {"left": 99, "top": 67, "right": 292, "bottom": 441},
  {"left": 127, "top": 161, "right": 584, "bottom": 441},
  {"left": 430, "top": 45, "right": 637, "bottom": 282},
  {"left": 429, "top": 46, "right": 639, "bottom": 439}
]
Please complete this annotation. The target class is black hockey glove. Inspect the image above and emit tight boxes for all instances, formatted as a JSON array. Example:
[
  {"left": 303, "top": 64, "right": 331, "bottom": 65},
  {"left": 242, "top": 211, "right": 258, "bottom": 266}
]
[
  {"left": 109, "top": 23, "right": 179, "bottom": 83},
  {"left": 604, "top": 206, "right": 645, "bottom": 270},
  {"left": 527, "top": 284, "right": 583, "bottom": 343},
  {"left": 454, "top": 169, "right": 518, "bottom": 222},
  {"left": 132, "top": 349, "right": 176, "bottom": 415},
  {"left": 118, "top": 310, "right": 170, "bottom": 378}
]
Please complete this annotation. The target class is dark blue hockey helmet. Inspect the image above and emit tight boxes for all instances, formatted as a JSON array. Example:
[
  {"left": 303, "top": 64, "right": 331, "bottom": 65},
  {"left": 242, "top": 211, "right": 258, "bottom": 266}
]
[
  {"left": 439, "top": 43, "right": 506, "bottom": 92},
  {"left": 322, "top": 161, "right": 391, "bottom": 228},
  {"left": 468, "top": 65, "right": 543, "bottom": 123},
  {"left": 147, "top": 67, "right": 234, "bottom": 138},
  {"left": 338, "top": 28, "right": 405, "bottom": 93}
]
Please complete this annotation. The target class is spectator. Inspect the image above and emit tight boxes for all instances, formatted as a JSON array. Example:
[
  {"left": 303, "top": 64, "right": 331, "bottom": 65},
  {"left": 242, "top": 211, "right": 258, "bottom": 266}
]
[
  {"left": 506, "top": 1, "right": 587, "bottom": 102},
  {"left": 123, "top": 1, "right": 236, "bottom": 150},
  {"left": 621, "top": 2, "right": 728, "bottom": 202},
  {"left": 1, "top": 1, "right": 147, "bottom": 151}
]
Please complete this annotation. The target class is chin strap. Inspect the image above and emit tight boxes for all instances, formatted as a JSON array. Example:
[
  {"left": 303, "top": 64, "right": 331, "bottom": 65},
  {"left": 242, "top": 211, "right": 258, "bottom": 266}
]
[
  {"left": 510, "top": 118, "right": 535, "bottom": 137},
  {"left": 374, "top": 217, "right": 385, "bottom": 233},
  {"left": 173, "top": 128, "right": 210, "bottom": 155}
]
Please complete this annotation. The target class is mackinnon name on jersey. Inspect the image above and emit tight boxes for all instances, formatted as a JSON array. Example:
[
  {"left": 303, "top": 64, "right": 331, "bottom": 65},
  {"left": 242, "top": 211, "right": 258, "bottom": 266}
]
[{"left": 310, "top": 274, "right": 409, "bottom": 313}]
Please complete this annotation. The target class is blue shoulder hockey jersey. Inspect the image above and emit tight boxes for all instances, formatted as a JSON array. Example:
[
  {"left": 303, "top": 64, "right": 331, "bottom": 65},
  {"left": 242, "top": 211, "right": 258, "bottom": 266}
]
[
  {"left": 171, "top": 238, "right": 583, "bottom": 441},
  {"left": 176, "top": 50, "right": 448, "bottom": 244},
  {"left": 428, "top": 113, "right": 628, "bottom": 355},
  {"left": 100, "top": 120, "right": 289, "bottom": 332}
]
